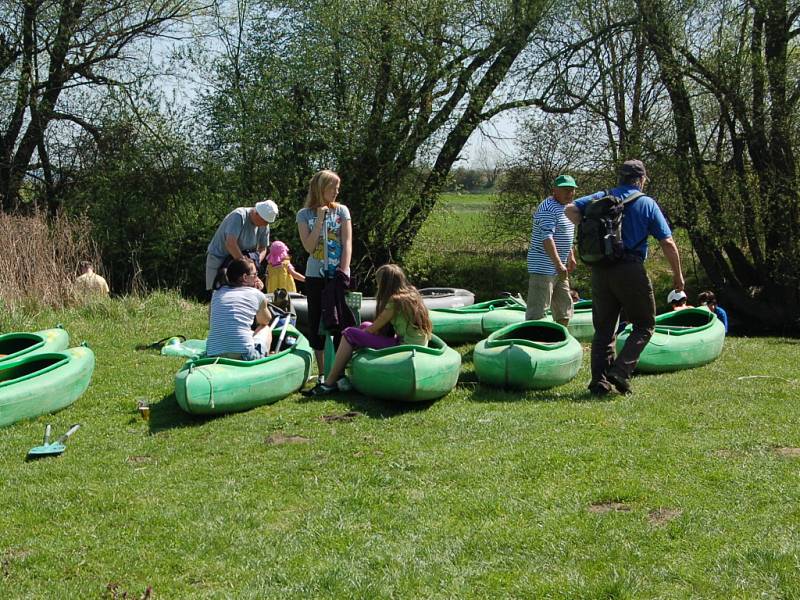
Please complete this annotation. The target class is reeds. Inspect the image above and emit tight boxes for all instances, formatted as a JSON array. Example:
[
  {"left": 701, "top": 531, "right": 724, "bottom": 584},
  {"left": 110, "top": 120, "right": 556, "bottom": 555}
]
[{"left": 0, "top": 211, "right": 102, "bottom": 309}]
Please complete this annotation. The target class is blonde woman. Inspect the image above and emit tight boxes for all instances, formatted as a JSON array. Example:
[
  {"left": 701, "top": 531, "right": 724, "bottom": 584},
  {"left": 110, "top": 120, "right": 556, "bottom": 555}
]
[{"left": 296, "top": 170, "right": 353, "bottom": 379}]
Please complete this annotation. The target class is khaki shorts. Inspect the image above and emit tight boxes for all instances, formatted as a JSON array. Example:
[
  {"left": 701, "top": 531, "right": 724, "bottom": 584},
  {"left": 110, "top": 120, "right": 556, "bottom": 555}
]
[
  {"left": 205, "top": 254, "right": 225, "bottom": 291},
  {"left": 525, "top": 273, "right": 574, "bottom": 322}
]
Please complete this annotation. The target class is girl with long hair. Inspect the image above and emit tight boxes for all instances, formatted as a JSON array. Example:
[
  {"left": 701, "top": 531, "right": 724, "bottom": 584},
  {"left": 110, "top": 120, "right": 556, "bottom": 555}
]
[
  {"left": 304, "top": 264, "right": 432, "bottom": 396},
  {"left": 296, "top": 170, "right": 353, "bottom": 379}
]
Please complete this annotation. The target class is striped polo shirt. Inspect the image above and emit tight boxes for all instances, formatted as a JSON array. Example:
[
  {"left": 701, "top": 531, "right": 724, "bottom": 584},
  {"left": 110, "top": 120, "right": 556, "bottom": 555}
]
[
  {"left": 526, "top": 196, "right": 575, "bottom": 275},
  {"left": 206, "top": 286, "right": 268, "bottom": 357}
]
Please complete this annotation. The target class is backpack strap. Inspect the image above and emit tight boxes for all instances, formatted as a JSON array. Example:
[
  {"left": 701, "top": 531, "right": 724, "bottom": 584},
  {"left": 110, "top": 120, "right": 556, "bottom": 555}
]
[
  {"left": 619, "top": 191, "right": 647, "bottom": 253},
  {"left": 620, "top": 191, "right": 644, "bottom": 205}
]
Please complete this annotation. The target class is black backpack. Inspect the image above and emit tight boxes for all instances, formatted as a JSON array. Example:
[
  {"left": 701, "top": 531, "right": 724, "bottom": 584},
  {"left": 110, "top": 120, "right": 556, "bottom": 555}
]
[{"left": 577, "top": 191, "right": 644, "bottom": 265}]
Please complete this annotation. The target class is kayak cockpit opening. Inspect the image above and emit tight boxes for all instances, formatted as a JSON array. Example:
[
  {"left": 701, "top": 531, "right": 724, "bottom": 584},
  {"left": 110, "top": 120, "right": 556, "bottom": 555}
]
[
  {"left": 0, "top": 334, "right": 41, "bottom": 356},
  {"left": 0, "top": 356, "right": 67, "bottom": 383},
  {"left": 657, "top": 309, "right": 715, "bottom": 329},
  {"left": 497, "top": 323, "right": 568, "bottom": 344}
]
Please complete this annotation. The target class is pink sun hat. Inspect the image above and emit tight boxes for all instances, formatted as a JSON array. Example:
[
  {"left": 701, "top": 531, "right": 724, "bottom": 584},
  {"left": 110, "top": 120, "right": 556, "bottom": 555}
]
[{"left": 268, "top": 240, "right": 289, "bottom": 267}]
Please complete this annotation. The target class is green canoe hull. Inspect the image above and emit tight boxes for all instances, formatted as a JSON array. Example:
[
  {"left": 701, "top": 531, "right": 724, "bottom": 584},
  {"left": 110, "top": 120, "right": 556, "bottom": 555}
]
[
  {"left": 431, "top": 298, "right": 526, "bottom": 344},
  {"left": 474, "top": 321, "right": 583, "bottom": 389},
  {"left": 175, "top": 327, "right": 313, "bottom": 415},
  {"left": 0, "top": 346, "right": 95, "bottom": 428},
  {"left": 616, "top": 308, "right": 726, "bottom": 373},
  {"left": 0, "top": 327, "right": 69, "bottom": 363},
  {"left": 481, "top": 300, "right": 594, "bottom": 343},
  {"left": 349, "top": 334, "right": 461, "bottom": 402}
]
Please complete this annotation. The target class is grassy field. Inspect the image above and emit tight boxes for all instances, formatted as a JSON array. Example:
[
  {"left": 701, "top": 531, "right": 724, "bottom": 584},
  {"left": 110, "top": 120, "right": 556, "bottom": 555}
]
[{"left": 1, "top": 294, "right": 800, "bottom": 598}]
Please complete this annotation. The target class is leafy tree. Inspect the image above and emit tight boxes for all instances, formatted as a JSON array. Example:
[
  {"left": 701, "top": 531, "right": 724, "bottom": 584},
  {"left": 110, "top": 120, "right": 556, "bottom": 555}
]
[
  {"left": 199, "top": 0, "right": 618, "bottom": 285},
  {"left": 0, "top": 0, "right": 200, "bottom": 212},
  {"left": 636, "top": 0, "right": 800, "bottom": 331}
]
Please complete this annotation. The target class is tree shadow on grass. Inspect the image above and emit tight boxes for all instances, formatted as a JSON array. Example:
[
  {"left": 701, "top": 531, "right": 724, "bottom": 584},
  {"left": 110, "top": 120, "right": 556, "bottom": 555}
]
[{"left": 148, "top": 391, "right": 221, "bottom": 434}]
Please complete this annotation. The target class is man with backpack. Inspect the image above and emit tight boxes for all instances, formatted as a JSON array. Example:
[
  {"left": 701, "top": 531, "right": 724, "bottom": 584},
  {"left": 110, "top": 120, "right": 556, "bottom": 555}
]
[{"left": 565, "top": 159, "right": 684, "bottom": 396}]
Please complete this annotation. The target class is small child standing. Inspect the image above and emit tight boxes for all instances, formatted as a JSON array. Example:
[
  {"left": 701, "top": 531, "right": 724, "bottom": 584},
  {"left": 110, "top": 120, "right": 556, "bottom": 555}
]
[
  {"left": 304, "top": 263, "right": 433, "bottom": 396},
  {"left": 266, "top": 241, "right": 306, "bottom": 293}
]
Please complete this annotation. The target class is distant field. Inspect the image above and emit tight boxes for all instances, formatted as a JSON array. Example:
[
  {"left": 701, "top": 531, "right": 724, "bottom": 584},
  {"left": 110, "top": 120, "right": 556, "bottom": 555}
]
[{"left": 438, "top": 192, "right": 495, "bottom": 212}]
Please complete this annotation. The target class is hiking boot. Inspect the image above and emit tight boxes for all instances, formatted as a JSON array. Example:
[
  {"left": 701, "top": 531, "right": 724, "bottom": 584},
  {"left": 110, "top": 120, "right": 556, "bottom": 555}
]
[
  {"left": 606, "top": 369, "right": 632, "bottom": 395},
  {"left": 588, "top": 381, "right": 611, "bottom": 396}
]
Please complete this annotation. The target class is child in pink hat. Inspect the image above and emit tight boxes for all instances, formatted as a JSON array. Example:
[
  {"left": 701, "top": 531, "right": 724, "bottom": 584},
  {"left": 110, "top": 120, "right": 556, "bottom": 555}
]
[{"left": 266, "top": 240, "right": 306, "bottom": 293}]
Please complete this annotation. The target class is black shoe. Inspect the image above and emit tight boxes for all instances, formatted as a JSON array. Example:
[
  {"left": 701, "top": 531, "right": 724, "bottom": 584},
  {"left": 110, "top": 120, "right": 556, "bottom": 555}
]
[
  {"left": 606, "top": 369, "right": 632, "bottom": 395},
  {"left": 301, "top": 382, "right": 338, "bottom": 397},
  {"left": 588, "top": 381, "right": 611, "bottom": 396}
]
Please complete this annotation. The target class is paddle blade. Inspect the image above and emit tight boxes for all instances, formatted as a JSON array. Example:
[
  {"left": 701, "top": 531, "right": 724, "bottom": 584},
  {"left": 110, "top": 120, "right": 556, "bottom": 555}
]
[{"left": 26, "top": 442, "right": 66, "bottom": 460}]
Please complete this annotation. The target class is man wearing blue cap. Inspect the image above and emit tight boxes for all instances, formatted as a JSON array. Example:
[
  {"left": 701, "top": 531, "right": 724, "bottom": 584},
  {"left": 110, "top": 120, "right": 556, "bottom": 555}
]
[{"left": 525, "top": 174, "right": 579, "bottom": 325}]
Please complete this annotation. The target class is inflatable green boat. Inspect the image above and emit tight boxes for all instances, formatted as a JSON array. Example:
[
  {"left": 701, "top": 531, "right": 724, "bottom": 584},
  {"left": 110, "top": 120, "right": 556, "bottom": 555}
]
[
  {"left": 617, "top": 307, "right": 725, "bottom": 373},
  {"left": 349, "top": 334, "right": 461, "bottom": 402},
  {"left": 174, "top": 326, "right": 313, "bottom": 415},
  {"left": 481, "top": 299, "right": 595, "bottom": 343},
  {"left": 0, "top": 327, "right": 69, "bottom": 363},
  {"left": 0, "top": 345, "right": 95, "bottom": 428},
  {"left": 430, "top": 297, "right": 526, "bottom": 344},
  {"left": 474, "top": 321, "right": 583, "bottom": 390}
]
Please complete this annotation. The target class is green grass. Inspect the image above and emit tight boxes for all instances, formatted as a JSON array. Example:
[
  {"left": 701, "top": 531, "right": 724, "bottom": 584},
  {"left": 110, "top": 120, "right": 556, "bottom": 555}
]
[{"left": 2, "top": 293, "right": 800, "bottom": 597}]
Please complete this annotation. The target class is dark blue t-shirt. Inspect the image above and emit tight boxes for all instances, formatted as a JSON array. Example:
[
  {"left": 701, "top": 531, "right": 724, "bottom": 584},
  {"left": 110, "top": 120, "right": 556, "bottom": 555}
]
[{"left": 574, "top": 185, "right": 672, "bottom": 260}]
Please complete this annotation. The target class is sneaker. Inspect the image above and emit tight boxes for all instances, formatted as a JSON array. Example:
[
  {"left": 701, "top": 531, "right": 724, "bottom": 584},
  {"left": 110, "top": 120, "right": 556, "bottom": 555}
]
[
  {"left": 336, "top": 377, "right": 352, "bottom": 392},
  {"left": 606, "top": 369, "right": 632, "bottom": 395}
]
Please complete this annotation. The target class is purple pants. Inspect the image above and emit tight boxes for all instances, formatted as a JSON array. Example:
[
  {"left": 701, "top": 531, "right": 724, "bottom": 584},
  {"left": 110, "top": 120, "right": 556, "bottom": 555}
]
[{"left": 342, "top": 322, "right": 400, "bottom": 350}]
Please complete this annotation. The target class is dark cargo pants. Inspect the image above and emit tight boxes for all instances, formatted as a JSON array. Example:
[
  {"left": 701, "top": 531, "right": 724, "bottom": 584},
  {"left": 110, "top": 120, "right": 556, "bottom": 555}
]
[{"left": 590, "top": 257, "right": 655, "bottom": 386}]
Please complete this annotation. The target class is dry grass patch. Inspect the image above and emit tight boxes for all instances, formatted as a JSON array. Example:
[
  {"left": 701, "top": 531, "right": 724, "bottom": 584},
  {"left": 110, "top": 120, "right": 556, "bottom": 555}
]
[
  {"left": 648, "top": 508, "right": 682, "bottom": 526},
  {"left": 265, "top": 433, "right": 311, "bottom": 445},
  {"left": 773, "top": 447, "right": 800, "bottom": 457},
  {"left": 588, "top": 501, "right": 632, "bottom": 514}
]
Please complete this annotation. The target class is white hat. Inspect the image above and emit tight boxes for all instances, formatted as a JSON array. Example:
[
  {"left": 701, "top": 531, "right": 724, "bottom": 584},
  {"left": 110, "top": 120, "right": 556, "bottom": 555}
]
[
  {"left": 667, "top": 289, "right": 687, "bottom": 303},
  {"left": 255, "top": 200, "right": 278, "bottom": 223}
]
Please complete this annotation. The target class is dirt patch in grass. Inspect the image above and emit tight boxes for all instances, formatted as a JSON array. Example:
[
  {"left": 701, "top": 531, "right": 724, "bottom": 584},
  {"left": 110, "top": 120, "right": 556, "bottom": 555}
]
[
  {"left": 2, "top": 547, "right": 32, "bottom": 577},
  {"left": 126, "top": 455, "right": 153, "bottom": 464},
  {"left": 265, "top": 433, "right": 311, "bottom": 445},
  {"left": 648, "top": 508, "right": 682, "bottom": 526},
  {"left": 588, "top": 502, "right": 632, "bottom": 514},
  {"left": 712, "top": 448, "right": 739, "bottom": 458},
  {"left": 773, "top": 447, "right": 800, "bottom": 457},
  {"left": 321, "top": 411, "right": 363, "bottom": 423}
]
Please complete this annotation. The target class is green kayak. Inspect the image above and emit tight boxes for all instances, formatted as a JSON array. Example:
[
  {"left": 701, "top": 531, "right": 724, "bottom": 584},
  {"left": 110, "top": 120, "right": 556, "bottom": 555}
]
[
  {"left": 474, "top": 321, "right": 583, "bottom": 390},
  {"left": 0, "top": 346, "right": 95, "bottom": 428},
  {"left": 616, "top": 308, "right": 726, "bottom": 373},
  {"left": 349, "top": 334, "right": 461, "bottom": 402},
  {"left": 430, "top": 297, "right": 526, "bottom": 344},
  {"left": 480, "top": 299, "right": 595, "bottom": 343},
  {"left": 0, "top": 327, "right": 69, "bottom": 363},
  {"left": 175, "top": 326, "right": 313, "bottom": 415}
]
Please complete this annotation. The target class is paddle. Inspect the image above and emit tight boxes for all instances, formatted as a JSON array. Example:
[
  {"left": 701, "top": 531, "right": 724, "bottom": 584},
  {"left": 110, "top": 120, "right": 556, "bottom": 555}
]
[
  {"left": 26, "top": 423, "right": 81, "bottom": 460},
  {"left": 275, "top": 315, "right": 291, "bottom": 351}
]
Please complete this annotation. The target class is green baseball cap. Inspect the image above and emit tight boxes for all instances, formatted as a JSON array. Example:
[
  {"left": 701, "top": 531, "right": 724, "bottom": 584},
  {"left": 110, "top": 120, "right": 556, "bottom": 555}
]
[{"left": 553, "top": 174, "right": 577, "bottom": 188}]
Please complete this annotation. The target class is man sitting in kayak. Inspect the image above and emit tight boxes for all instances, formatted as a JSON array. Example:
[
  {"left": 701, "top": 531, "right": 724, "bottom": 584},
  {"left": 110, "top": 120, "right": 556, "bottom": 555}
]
[{"left": 206, "top": 258, "right": 273, "bottom": 360}]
